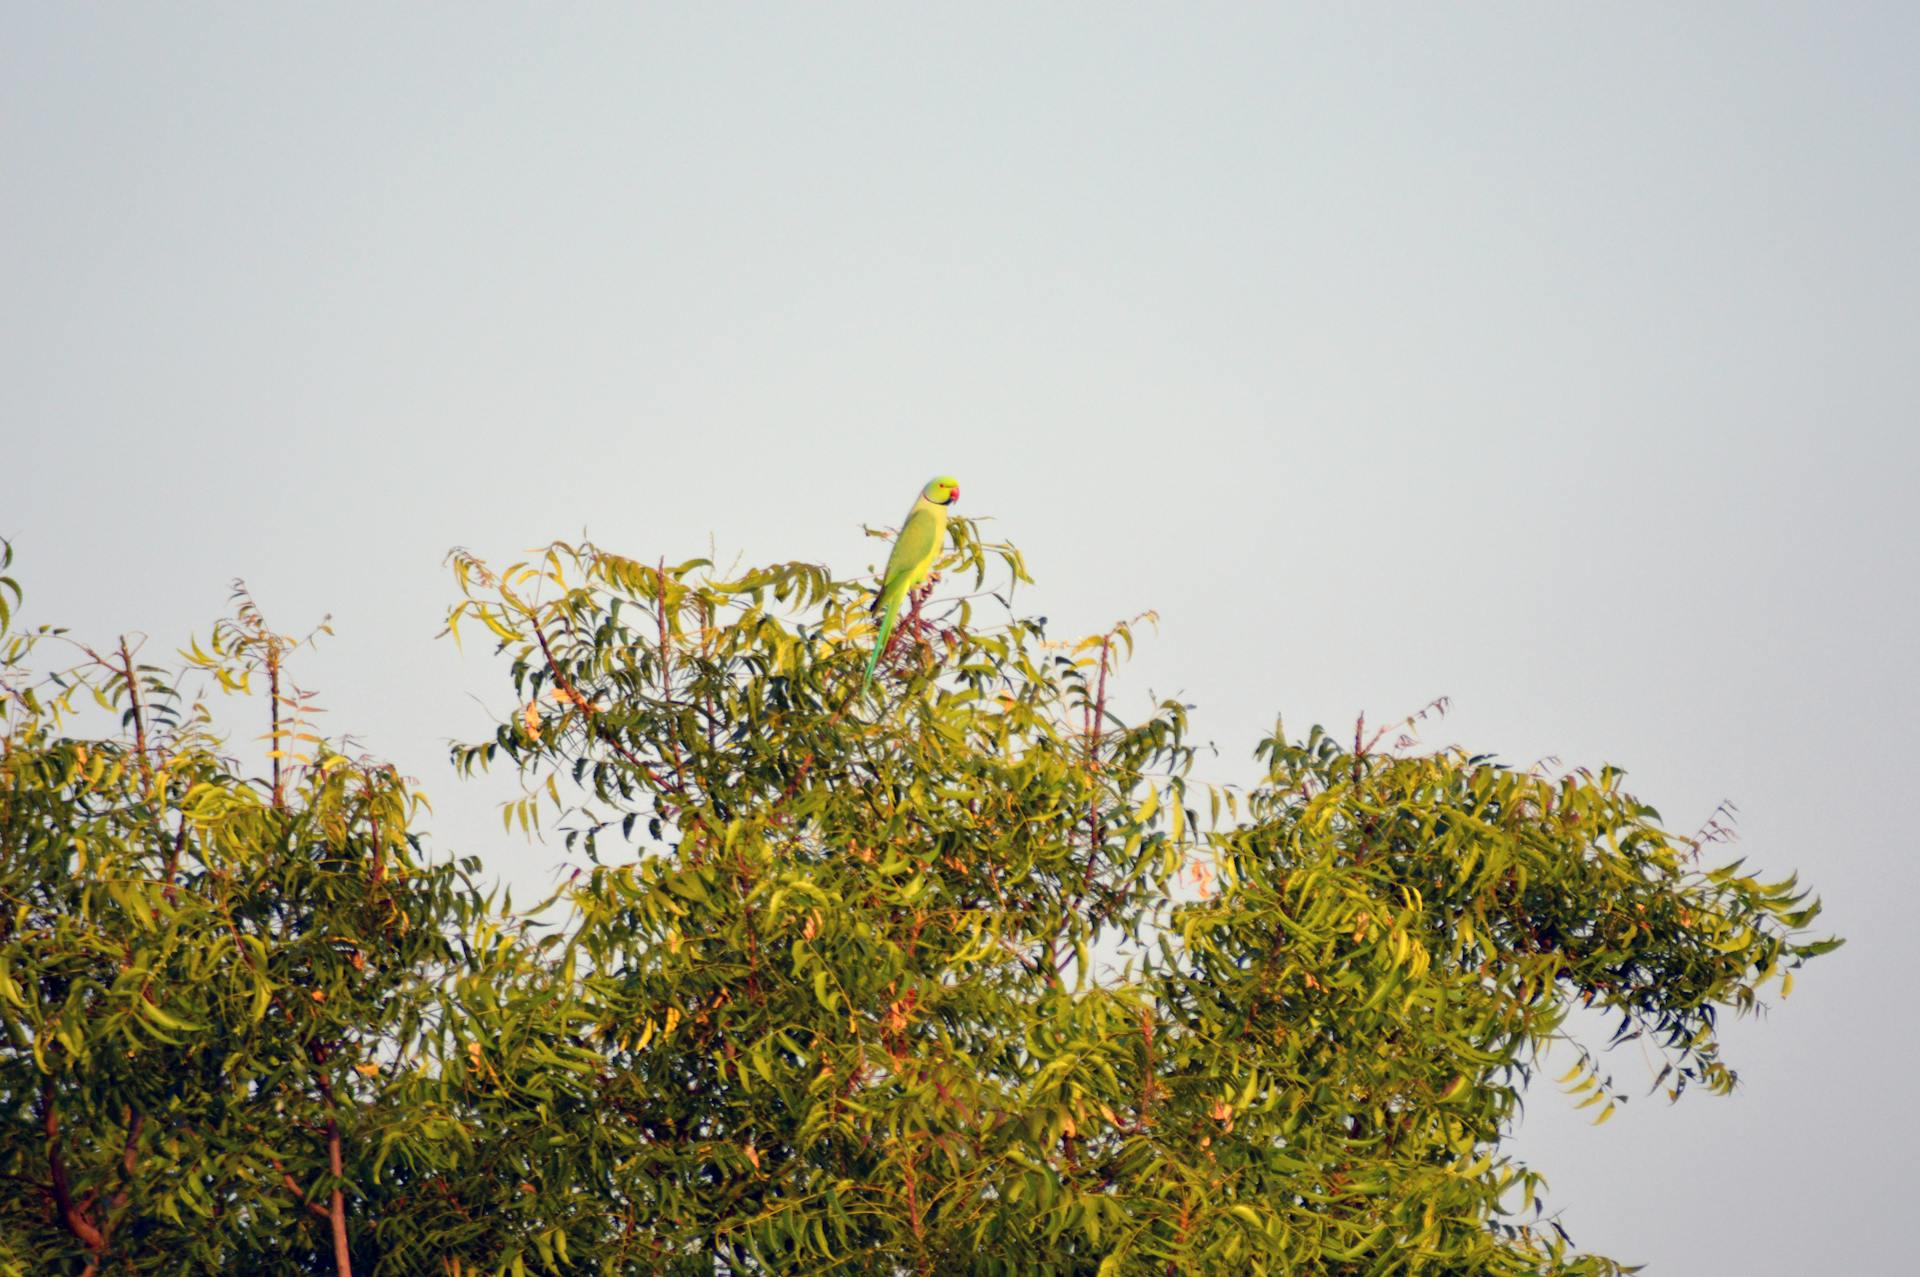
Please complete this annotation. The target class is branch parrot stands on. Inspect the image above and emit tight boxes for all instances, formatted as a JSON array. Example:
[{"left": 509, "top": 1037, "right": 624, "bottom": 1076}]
[{"left": 861, "top": 476, "right": 960, "bottom": 692}]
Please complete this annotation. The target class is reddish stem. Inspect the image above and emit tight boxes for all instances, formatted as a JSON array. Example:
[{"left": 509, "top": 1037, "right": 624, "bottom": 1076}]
[
  {"left": 316, "top": 1073, "right": 352, "bottom": 1277},
  {"left": 41, "top": 1090, "right": 106, "bottom": 1253},
  {"left": 1054, "top": 635, "right": 1113, "bottom": 976},
  {"left": 116, "top": 639, "right": 154, "bottom": 801},
  {"left": 268, "top": 645, "right": 285, "bottom": 811}
]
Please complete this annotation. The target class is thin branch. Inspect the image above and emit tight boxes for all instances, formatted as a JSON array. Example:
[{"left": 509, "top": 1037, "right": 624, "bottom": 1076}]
[
  {"left": 1086, "top": 636, "right": 1111, "bottom": 866},
  {"left": 1353, "top": 712, "right": 1365, "bottom": 784},
  {"left": 77, "top": 1111, "right": 146, "bottom": 1277},
  {"left": 273, "top": 1157, "right": 334, "bottom": 1223},
  {"left": 656, "top": 561, "right": 690, "bottom": 798},
  {"left": 41, "top": 1088, "right": 106, "bottom": 1254},
  {"left": 315, "top": 1072, "right": 352, "bottom": 1277},
  {"left": 363, "top": 766, "right": 388, "bottom": 885},
  {"left": 701, "top": 597, "right": 717, "bottom": 754},
  {"left": 326, "top": 1116, "right": 350, "bottom": 1277},
  {"left": 530, "top": 616, "right": 668, "bottom": 788},
  {"left": 116, "top": 638, "right": 155, "bottom": 802},
  {"left": 268, "top": 645, "right": 284, "bottom": 811},
  {"left": 161, "top": 818, "right": 188, "bottom": 901},
  {"left": 1055, "top": 634, "right": 1112, "bottom": 976}
]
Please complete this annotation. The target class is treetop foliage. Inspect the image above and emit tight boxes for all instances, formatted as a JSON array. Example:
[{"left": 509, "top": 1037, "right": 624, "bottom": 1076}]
[{"left": 0, "top": 527, "right": 1837, "bottom": 1275}]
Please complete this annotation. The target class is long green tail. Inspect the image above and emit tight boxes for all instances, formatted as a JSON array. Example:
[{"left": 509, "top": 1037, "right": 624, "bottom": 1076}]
[{"left": 861, "top": 594, "right": 902, "bottom": 693}]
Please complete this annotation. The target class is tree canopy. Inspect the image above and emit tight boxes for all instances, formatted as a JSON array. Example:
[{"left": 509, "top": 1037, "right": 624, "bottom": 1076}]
[{"left": 0, "top": 527, "right": 1837, "bottom": 1275}]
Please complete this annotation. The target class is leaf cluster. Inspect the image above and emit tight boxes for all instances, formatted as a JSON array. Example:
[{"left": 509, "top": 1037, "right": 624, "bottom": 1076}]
[{"left": 0, "top": 529, "right": 1837, "bottom": 1275}]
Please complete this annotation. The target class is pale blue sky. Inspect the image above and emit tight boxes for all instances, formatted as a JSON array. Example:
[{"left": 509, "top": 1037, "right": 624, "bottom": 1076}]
[{"left": 5, "top": 5, "right": 1916, "bottom": 1271}]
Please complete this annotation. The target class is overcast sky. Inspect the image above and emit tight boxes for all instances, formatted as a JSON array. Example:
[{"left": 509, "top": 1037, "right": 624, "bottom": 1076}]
[{"left": 4, "top": 5, "right": 1915, "bottom": 1271}]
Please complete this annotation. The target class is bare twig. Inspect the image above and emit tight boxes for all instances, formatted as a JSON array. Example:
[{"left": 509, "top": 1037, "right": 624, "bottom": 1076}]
[
  {"left": 267, "top": 644, "right": 285, "bottom": 811},
  {"left": 116, "top": 639, "right": 155, "bottom": 801},
  {"left": 1054, "top": 634, "right": 1113, "bottom": 976},
  {"left": 657, "top": 561, "right": 690, "bottom": 798}
]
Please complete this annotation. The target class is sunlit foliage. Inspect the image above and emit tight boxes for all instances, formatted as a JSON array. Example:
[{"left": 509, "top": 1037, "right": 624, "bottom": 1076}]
[{"left": 0, "top": 528, "right": 1835, "bottom": 1275}]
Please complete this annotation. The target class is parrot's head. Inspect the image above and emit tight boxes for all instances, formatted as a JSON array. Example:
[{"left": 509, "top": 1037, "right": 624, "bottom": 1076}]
[{"left": 923, "top": 476, "right": 961, "bottom": 506}]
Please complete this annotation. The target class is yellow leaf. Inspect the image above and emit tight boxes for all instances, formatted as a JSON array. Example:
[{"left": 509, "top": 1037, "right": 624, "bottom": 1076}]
[{"left": 478, "top": 611, "right": 520, "bottom": 642}]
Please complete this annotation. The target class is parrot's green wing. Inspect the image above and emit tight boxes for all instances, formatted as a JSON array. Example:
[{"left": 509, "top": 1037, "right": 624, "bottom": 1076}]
[
  {"left": 879, "top": 504, "right": 944, "bottom": 605},
  {"left": 861, "top": 504, "right": 946, "bottom": 693}
]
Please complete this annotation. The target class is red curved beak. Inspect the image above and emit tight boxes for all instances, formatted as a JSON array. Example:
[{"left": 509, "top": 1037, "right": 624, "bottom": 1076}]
[{"left": 951, "top": 486, "right": 961, "bottom": 503}]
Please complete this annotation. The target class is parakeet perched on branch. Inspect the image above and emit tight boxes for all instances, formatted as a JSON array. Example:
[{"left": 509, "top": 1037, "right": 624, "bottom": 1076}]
[{"left": 862, "top": 476, "right": 960, "bottom": 692}]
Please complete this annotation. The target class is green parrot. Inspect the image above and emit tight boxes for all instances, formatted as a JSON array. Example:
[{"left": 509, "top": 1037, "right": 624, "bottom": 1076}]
[{"left": 861, "top": 475, "right": 961, "bottom": 692}]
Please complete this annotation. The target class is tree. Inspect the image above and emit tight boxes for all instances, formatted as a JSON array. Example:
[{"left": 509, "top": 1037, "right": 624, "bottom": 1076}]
[
  {"left": 0, "top": 527, "right": 1836, "bottom": 1274},
  {"left": 0, "top": 556, "right": 511, "bottom": 1276}
]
